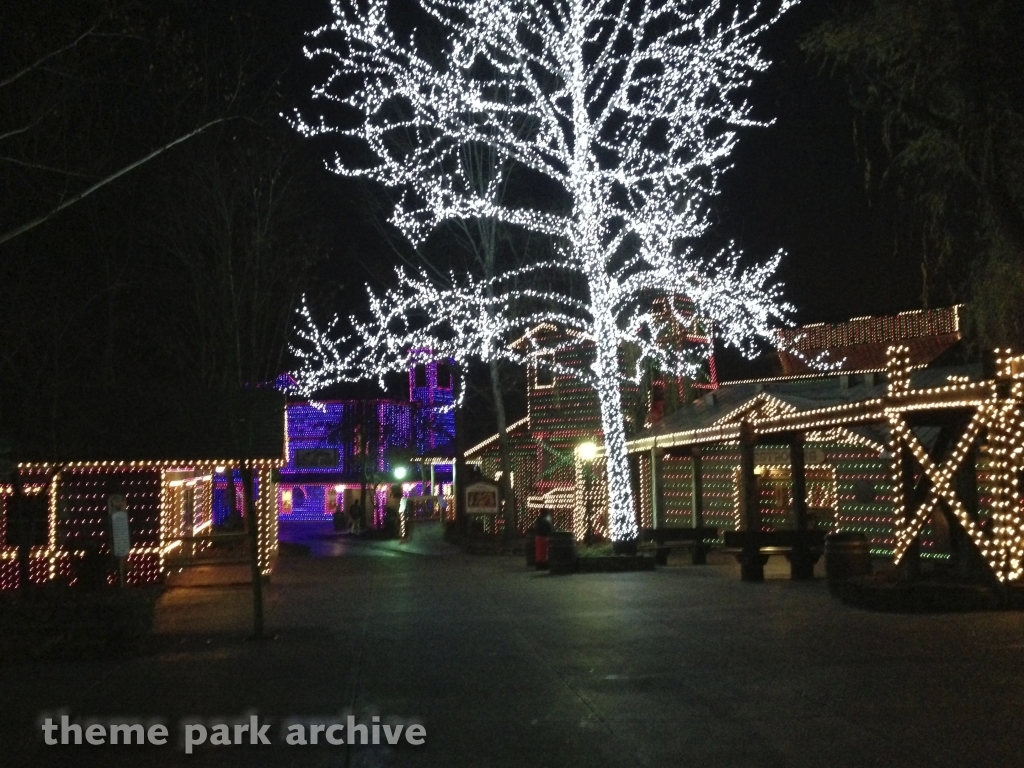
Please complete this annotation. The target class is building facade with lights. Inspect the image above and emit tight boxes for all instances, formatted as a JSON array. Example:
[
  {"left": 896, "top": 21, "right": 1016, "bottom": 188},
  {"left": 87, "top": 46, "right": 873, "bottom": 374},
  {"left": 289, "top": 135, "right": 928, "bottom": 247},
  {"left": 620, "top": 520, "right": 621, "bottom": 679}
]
[
  {"left": 619, "top": 305, "right": 1024, "bottom": 584},
  {"left": 465, "top": 319, "right": 716, "bottom": 533},
  {"left": 629, "top": 307, "right": 964, "bottom": 542},
  {"left": 0, "top": 392, "right": 285, "bottom": 590},
  {"left": 278, "top": 359, "right": 456, "bottom": 524}
]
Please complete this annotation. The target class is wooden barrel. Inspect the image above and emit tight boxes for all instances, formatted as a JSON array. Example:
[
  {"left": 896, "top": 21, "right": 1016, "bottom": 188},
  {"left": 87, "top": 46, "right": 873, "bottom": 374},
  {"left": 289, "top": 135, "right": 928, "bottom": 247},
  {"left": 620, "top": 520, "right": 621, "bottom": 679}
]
[{"left": 548, "top": 531, "right": 577, "bottom": 575}]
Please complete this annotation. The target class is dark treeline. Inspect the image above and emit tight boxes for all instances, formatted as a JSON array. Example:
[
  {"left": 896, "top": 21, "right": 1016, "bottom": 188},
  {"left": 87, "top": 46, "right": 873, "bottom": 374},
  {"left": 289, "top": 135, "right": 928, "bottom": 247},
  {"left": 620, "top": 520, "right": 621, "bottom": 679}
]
[
  {"left": 803, "top": 0, "right": 1024, "bottom": 351},
  {"left": 6, "top": 0, "right": 1018, "bottom": 463},
  {"left": 0, "top": 0, "right": 358, "bottom": 461}
]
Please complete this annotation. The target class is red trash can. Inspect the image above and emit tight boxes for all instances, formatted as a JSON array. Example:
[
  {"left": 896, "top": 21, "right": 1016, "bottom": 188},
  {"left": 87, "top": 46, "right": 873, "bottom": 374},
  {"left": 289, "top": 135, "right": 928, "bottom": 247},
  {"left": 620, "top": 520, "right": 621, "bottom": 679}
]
[{"left": 534, "top": 535, "right": 549, "bottom": 569}]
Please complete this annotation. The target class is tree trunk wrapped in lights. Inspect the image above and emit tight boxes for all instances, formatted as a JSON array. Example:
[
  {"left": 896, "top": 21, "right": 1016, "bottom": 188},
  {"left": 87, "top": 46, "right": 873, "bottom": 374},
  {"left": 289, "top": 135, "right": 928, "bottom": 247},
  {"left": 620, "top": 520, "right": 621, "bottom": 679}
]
[{"left": 292, "top": 0, "right": 800, "bottom": 541}]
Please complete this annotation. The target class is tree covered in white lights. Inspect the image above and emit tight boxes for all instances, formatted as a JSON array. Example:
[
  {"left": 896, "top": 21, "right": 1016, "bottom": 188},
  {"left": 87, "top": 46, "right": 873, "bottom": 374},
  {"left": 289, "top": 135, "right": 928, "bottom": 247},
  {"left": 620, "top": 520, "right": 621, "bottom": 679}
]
[{"left": 294, "top": 0, "right": 797, "bottom": 541}]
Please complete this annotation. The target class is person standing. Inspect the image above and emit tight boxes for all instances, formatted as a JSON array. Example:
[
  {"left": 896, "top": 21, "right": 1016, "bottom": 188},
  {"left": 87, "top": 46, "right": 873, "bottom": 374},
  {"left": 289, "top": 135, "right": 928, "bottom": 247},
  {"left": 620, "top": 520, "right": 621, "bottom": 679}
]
[
  {"left": 385, "top": 485, "right": 402, "bottom": 538},
  {"left": 399, "top": 495, "right": 410, "bottom": 541},
  {"left": 534, "top": 509, "right": 554, "bottom": 537},
  {"left": 332, "top": 499, "right": 347, "bottom": 532},
  {"left": 348, "top": 498, "right": 363, "bottom": 535}
]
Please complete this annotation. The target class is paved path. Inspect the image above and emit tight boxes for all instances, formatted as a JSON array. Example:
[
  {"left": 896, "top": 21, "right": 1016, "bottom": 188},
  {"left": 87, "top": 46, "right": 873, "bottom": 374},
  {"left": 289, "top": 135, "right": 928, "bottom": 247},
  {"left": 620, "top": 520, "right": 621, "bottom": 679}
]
[
  {"left": 279, "top": 519, "right": 462, "bottom": 558},
  {"left": 4, "top": 544, "right": 1024, "bottom": 767}
]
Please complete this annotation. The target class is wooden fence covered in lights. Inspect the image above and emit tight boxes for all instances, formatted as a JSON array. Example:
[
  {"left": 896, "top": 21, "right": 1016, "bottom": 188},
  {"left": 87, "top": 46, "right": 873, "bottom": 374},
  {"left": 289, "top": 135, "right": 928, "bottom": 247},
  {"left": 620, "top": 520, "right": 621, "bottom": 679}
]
[{"left": 0, "top": 459, "right": 281, "bottom": 590}]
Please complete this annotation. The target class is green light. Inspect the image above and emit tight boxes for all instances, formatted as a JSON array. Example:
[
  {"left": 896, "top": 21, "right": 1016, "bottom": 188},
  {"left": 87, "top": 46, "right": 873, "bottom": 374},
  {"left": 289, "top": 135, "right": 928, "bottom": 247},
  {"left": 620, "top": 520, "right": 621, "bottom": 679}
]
[{"left": 393, "top": 466, "right": 408, "bottom": 480}]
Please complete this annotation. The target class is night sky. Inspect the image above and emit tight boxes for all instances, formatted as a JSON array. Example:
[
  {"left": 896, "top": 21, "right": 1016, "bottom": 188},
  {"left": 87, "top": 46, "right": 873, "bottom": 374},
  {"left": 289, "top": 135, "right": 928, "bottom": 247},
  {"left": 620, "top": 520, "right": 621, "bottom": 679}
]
[
  {"left": 281, "top": 0, "right": 921, "bottom": 396},
  {"left": 717, "top": 2, "right": 918, "bottom": 325},
  {"left": 211, "top": 0, "right": 924, "bottom": 436},
  {"left": 281, "top": 1, "right": 918, "bottom": 324},
  {"left": 0, "top": 0, "right": 927, "bottom": 453}
]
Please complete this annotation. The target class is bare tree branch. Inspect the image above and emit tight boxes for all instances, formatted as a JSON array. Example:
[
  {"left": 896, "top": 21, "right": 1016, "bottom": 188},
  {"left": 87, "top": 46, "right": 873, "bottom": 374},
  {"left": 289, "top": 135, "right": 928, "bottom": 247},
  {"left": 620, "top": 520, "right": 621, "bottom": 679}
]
[
  {"left": 0, "top": 22, "right": 101, "bottom": 90},
  {"left": 0, "top": 117, "right": 232, "bottom": 249}
]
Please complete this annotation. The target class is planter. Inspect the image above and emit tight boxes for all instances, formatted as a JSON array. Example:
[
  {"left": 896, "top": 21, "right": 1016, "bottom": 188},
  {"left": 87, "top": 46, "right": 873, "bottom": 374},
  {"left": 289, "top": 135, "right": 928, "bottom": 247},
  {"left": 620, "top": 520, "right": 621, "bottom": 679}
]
[
  {"left": 825, "top": 531, "right": 872, "bottom": 593},
  {"left": 462, "top": 536, "right": 508, "bottom": 555},
  {"left": 611, "top": 540, "right": 638, "bottom": 556},
  {"left": 832, "top": 571, "right": 1024, "bottom": 612}
]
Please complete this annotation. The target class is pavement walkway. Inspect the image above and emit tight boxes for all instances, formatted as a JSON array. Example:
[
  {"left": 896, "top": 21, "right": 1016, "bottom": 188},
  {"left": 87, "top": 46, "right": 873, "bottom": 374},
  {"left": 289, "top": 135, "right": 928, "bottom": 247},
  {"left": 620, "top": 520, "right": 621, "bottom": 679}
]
[{"left": 4, "top": 536, "right": 1024, "bottom": 767}]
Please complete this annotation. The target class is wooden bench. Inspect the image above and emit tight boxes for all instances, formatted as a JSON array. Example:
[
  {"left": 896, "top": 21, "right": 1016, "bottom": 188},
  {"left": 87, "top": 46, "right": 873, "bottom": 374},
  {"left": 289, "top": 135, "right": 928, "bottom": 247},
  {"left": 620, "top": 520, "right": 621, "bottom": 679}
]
[
  {"left": 721, "top": 530, "right": 825, "bottom": 579},
  {"left": 639, "top": 527, "right": 719, "bottom": 565}
]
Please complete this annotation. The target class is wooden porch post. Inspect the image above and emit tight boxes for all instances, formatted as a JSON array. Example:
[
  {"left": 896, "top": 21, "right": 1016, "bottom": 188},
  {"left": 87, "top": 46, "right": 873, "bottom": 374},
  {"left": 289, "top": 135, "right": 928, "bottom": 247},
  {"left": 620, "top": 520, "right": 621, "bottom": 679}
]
[
  {"left": 952, "top": 442, "right": 989, "bottom": 580},
  {"left": 242, "top": 463, "right": 264, "bottom": 639},
  {"left": 900, "top": 443, "right": 921, "bottom": 580},
  {"left": 690, "top": 447, "right": 707, "bottom": 565},
  {"left": 629, "top": 452, "right": 643, "bottom": 534},
  {"left": 690, "top": 448, "right": 704, "bottom": 529},
  {"left": 739, "top": 422, "right": 763, "bottom": 582},
  {"left": 788, "top": 433, "right": 813, "bottom": 580},
  {"left": 650, "top": 447, "right": 663, "bottom": 531}
]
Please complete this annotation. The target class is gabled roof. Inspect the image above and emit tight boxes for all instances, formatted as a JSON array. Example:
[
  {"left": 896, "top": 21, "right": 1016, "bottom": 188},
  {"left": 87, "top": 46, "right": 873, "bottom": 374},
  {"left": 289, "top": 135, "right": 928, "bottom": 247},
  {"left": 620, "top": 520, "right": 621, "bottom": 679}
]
[
  {"left": 509, "top": 323, "right": 586, "bottom": 352},
  {"left": 776, "top": 306, "right": 962, "bottom": 375},
  {"left": 464, "top": 416, "right": 531, "bottom": 459},
  {"left": 627, "top": 363, "right": 983, "bottom": 454}
]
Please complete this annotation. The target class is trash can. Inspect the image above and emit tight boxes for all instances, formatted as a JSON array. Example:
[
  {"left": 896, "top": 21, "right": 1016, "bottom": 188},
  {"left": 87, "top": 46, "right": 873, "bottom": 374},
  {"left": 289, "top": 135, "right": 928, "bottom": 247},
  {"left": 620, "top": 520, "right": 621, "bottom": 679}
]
[
  {"left": 525, "top": 533, "right": 536, "bottom": 567},
  {"left": 534, "top": 535, "right": 550, "bottom": 569},
  {"left": 825, "top": 531, "right": 872, "bottom": 593},
  {"left": 548, "top": 531, "right": 577, "bottom": 575}
]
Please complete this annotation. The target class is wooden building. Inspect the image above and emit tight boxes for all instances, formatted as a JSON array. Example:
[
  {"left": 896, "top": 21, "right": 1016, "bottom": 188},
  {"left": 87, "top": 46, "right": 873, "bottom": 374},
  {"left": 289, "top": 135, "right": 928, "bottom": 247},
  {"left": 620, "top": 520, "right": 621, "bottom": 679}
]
[
  {"left": 465, "top": 316, "right": 715, "bottom": 532},
  {"left": 618, "top": 306, "right": 1024, "bottom": 584},
  {"left": 0, "top": 391, "right": 285, "bottom": 590},
  {"left": 278, "top": 358, "right": 456, "bottom": 525}
]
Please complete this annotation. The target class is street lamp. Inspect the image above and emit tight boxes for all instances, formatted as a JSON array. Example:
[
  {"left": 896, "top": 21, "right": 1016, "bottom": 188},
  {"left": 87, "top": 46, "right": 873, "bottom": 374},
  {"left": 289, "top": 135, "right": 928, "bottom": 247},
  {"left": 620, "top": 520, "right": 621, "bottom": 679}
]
[{"left": 393, "top": 466, "right": 408, "bottom": 481}]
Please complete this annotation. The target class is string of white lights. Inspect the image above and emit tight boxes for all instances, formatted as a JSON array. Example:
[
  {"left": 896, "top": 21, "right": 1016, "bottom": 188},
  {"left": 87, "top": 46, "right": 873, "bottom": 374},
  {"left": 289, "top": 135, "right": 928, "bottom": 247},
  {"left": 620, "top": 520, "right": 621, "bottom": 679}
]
[{"left": 293, "top": 0, "right": 798, "bottom": 540}]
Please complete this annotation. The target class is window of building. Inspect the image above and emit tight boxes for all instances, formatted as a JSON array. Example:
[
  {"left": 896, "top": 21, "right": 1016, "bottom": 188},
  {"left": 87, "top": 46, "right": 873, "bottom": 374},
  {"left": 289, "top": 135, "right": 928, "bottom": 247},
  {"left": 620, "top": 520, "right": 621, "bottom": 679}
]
[
  {"left": 534, "top": 355, "right": 554, "bottom": 388},
  {"left": 436, "top": 363, "right": 452, "bottom": 388},
  {"left": 414, "top": 364, "right": 427, "bottom": 388}
]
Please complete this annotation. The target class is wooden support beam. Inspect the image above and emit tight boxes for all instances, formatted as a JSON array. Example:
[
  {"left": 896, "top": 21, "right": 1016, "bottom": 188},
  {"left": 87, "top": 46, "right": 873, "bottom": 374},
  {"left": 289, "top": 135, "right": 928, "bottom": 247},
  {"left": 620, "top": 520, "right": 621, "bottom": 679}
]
[
  {"left": 739, "top": 422, "right": 763, "bottom": 582},
  {"left": 690, "top": 447, "right": 707, "bottom": 565},
  {"left": 650, "top": 448, "right": 663, "bottom": 530},
  {"left": 947, "top": 436, "right": 991, "bottom": 581},
  {"left": 690, "top": 447, "right": 704, "bottom": 530},
  {"left": 629, "top": 452, "right": 643, "bottom": 534},
  {"left": 788, "top": 433, "right": 813, "bottom": 580},
  {"left": 900, "top": 443, "right": 921, "bottom": 580}
]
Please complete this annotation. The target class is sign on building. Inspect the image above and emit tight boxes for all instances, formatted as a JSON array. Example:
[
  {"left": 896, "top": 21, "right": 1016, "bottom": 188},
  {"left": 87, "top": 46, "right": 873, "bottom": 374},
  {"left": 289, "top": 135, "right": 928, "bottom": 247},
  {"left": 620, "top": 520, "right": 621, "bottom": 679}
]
[
  {"left": 107, "top": 494, "right": 131, "bottom": 559},
  {"left": 465, "top": 481, "right": 500, "bottom": 515},
  {"left": 294, "top": 449, "right": 339, "bottom": 468},
  {"left": 754, "top": 447, "right": 827, "bottom": 466}
]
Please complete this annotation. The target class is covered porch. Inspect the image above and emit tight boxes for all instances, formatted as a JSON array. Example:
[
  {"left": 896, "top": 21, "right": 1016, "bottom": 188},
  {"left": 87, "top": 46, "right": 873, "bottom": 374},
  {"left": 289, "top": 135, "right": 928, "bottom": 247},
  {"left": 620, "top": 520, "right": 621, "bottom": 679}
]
[{"left": 625, "top": 346, "right": 1024, "bottom": 584}]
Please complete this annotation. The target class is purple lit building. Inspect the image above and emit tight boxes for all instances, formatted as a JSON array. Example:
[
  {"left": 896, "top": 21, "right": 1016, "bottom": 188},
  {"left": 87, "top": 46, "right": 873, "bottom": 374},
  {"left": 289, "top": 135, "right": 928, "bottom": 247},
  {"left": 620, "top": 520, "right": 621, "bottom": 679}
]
[{"left": 278, "top": 359, "right": 456, "bottom": 524}]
